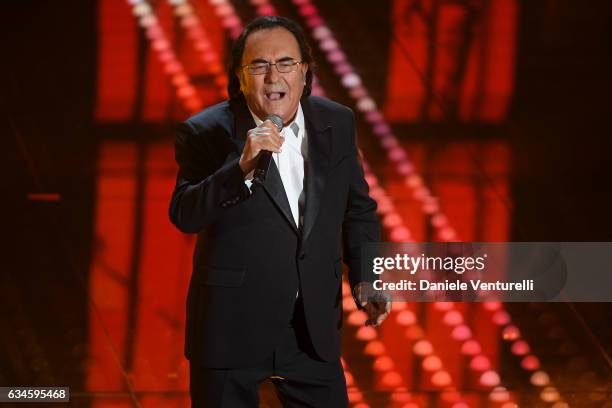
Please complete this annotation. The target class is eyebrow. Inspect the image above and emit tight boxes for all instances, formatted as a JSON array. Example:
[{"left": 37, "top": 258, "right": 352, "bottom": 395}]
[{"left": 248, "top": 56, "right": 297, "bottom": 64}]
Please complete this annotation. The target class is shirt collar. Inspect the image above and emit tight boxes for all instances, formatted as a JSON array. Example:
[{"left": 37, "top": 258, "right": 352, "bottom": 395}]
[{"left": 247, "top": 103, "right": 304, "bottom": 137}]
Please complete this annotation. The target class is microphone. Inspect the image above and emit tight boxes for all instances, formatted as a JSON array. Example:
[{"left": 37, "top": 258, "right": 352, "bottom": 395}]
[{"left": 252, "top": 114, "right": 283, "bottom": 186}]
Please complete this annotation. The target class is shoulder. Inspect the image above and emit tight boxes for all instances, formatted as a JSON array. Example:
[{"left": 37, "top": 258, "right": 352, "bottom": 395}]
[
  {"left": 306, "top": 95, "right": 354, "bottom": 119},
  {"left": 303, "top": 95, "right": 355, "bottom": 135}
]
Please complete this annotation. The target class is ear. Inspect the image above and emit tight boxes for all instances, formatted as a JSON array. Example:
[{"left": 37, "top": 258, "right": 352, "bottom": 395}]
[
  {"left": 301, "top": 63, "right": 308, "bottom": 84},
  {"left": 236, "top": 69, "right": 247, "bottom": 93}
]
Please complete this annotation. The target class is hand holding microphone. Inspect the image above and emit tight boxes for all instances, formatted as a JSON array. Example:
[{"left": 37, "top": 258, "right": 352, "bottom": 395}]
[{"left": 239, "top": 114, "right": 284, "bottom": 185}]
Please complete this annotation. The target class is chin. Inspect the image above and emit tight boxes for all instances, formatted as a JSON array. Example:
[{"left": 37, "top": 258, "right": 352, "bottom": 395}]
[
  {"left": 252, "top": 94, "right": 298, "bottom": 121},
  {"left": 262, "top": 103, "right": 289, "bottom": 119}
]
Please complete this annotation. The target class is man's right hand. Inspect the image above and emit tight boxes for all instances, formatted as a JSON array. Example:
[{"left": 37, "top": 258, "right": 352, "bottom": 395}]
[{"left": 239, "top": 120, "right": 285, "bottom": 175}]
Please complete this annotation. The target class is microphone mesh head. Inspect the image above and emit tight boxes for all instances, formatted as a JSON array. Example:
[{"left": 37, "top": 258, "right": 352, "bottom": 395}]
[{"left": 265, "top": 114, "right": 283, "bottom": 131}]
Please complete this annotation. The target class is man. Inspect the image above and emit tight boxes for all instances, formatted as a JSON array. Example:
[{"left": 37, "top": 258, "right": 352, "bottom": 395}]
[{"left": 169, "top": 16, "right": 390, "bottom": 407}]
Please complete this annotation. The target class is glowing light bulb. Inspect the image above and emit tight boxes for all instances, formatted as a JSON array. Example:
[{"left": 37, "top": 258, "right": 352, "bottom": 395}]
[
  {"left": 320, "top": 38, "right": 338, "bottom": 52},
  {"left": 443, "top": 310, "right": 463, "bottom": 326},
  {"left": 364, "top": 340, "right": 385, "bottom": 356},
  {"left": 461, "top": 340, "right": 482, "bottom": 356},
  {"left": 483, "top": 301, "right": 501, "bottom": 311},
  {"left": 511, "top": 340, "right": 530, "bottom": 356},
  {"left": 396, "top": 310, "right": 416, "bottom": 326},
  {"left": 521, "top": 355, "right": 540, "bottom": 371},
  {"left": 422, "top": 355, "right": 442, "bottom": 371},
  {"left": 530, "top": 371, "right": 550, "bottom": 386},
  {"left": 373, "top": 356, "right": 394, "bottom": 371},
  {"left": 312, "top": 25, "right": 331, "bottom": 40},
  {"left": 347, "top": 310, "right": 367, "bottom": 326},
  {"left": 356, "top": 326, "right": 377, "bottom": 341},
  {"left": 540, "top": 387, "right": 560, "bottom": 403},
  {"left": 381, "top": 371, "right": 403, "bottom": 388},
  {"left": 413, "top": 340, "right": 433, "bottom": 356},
  {"left": 341, "top": 73, "right": 362, "bottom": 88},
  {"left": 432, "top": 301, "right": 453, "bottom": 311},
  {"left": 431, "top": 370, "right": 452, "bottom": 387},
  {"left": 502, "top": 325, "right": 521, "bottom": 341},
  {"left": 470, "top": 355, "right": 490, "bottom": 371},
  {"left": 489, "top": 386, "right": 511, "bottom": 402},
  {"left": 492, "top": 311, "right": 511, "bottom": 326},
  {"left": 480, "top": 370, "right": 501, "bottom": 387},
  {"left": 452, "top": 325, "right": 472, "bottom": 341}
]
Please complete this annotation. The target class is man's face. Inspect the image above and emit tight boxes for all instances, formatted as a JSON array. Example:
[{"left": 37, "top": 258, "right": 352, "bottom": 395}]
[{"left": 238, "top": 27, "right": 308, "bottom": 124}]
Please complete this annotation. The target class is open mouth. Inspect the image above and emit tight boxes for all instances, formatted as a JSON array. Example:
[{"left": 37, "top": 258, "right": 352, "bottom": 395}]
[{"left": 265, "top": 91, "right": 286, "bottom": 101}]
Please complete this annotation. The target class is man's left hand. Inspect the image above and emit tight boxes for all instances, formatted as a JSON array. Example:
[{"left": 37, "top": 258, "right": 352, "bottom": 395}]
[{"left": 353, "top": 282, "right": 391, "bottom": 327}]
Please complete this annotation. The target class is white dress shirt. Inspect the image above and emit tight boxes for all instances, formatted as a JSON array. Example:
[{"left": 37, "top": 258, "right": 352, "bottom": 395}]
[{"left": 246, "top": 104, "right": 308, "bottom": 229}]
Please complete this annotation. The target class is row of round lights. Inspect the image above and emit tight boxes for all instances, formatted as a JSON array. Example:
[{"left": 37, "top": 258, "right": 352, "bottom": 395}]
[
  {"left": 490, "top": 303, "right": 569, "bottom": 406},
  {"left": 352, "top": 161, "right": 472, "bottom": 407},
  {"left": 363, "top": 159, "right": 560, "bottom": 406},
  {"left": 127, "top": 0, "right": 204, "bottom": 113},
  {"left": 167, "top": 0, "right": 228, "bottom": 98},
  {"left": 422, "top": 299, "right": 568, "bottom": 406},
  {"left": 372, "top": 153, "right": 567, "bottom": 402},
  {"left": 207, "top": 0, "right": 243, "bottom": 39},
  {"left": 345, "top": 159, "right": 408, "bottom": 403},
  {"left": 288, "top": 0, "right": 457, "bottom": 241},
  {"left": 342, "top": 279, "right": 418, "bottom": 407},
  {"left": 430, "top": 301, "right": 517, "bottom": 405},
  {"left": 360, "top": 173, "right": 516, "bottom": 405}
]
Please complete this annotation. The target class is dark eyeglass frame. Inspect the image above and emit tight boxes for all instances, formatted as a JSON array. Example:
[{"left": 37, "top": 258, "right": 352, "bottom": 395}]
[{"left": 241, "top": 59, "right": 303, "bottom": 75}]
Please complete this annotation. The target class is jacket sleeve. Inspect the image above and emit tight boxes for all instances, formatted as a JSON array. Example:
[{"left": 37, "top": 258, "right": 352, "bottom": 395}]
[
  {"left": 342, "top": 110, "right": 381, "bottom": 291},
  {"left": 169, "top": 120, "right": 250, "bottom": 233}
]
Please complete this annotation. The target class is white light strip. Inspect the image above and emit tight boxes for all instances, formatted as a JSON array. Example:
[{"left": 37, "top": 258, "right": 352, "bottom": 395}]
[
  {"left": 167, "top": 0, "right": 228, "bottom": 98},
  {"left": 127, "top": 0, "right": 204, "bottom": 113}
]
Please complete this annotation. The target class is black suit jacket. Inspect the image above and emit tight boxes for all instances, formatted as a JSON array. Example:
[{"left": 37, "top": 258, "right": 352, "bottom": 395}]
[{"left": 169, "top": 95, "right": 380, "bottom": 369}]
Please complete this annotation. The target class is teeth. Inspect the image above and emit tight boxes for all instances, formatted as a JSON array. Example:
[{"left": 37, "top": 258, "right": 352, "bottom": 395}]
[{"left": 266, "top": 92, "right": 284, "bottom": 100}]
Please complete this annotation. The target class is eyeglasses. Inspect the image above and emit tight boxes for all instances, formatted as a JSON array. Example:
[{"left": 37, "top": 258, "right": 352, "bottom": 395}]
[{"left": 242, "top": 59, "right": 302, "bottom": 75}]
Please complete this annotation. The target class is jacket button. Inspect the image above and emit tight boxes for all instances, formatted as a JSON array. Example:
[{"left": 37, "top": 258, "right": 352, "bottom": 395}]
[{"left": 299, "top": 253, "right": 306, "bottom": 260}]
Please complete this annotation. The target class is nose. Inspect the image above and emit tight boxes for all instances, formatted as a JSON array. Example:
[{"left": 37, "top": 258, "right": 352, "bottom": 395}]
[{"left": 264, "top": 65, "right": 280, "bottom": 83}]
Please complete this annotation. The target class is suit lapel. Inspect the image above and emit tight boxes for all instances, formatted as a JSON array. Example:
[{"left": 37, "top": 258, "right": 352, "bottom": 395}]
[
  {"left": 301, "top": 98, "right": 331, "bottom": 244},
  {"left": 261, "top": 160, "right": 299, "bottom": 232},
  {"left": 231, "top": 97, "right": 299, "bottom": 234}
]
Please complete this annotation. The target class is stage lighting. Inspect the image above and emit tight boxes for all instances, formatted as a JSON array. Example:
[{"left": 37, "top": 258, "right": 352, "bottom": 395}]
[
  {"left": 502, "top": 325, "right": 521, "bottom": 341},
  {"left": 511, "top": 340, "right": 530, "bottom": 356},
  {"left": 422, "top": 355, "right": 443, "bottom": 371},
  {"left": 530, "top": 370, "right": 550, "bottom": 386},
  {"left": 413, "top": 339, "right": 433, "bottom": 356},
  {"left": 451, "top": 325, "right": 472, "bottom": 341},
  {"left": 470, "top": 355, "right": 491, "bottom": 371},
  {"left": 431, "top": 370, "right": 452, "bottom": 387},
  {"left": 480, "top": 370, "right": 501, "bottom": 387},
  {"left": 461, "top": 339, "right": 482, "bottom": 356},
  {"left": 520, "top": 355, "right": 540, "bottom": 371},
  {"left": 396, "top": 310, "right": 416, "bottom": 326},
  {"left": 364, "top": 340, "right": 386, "bottom": 356}
]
